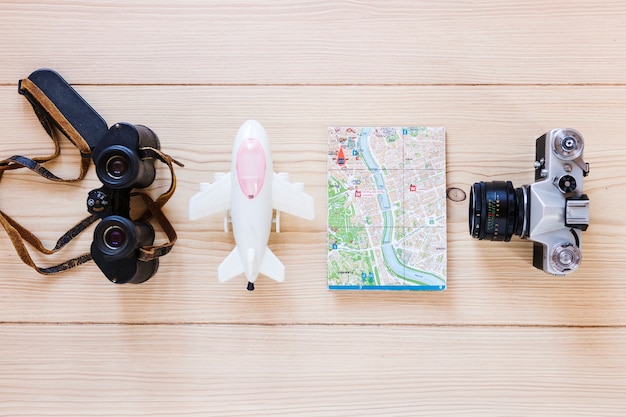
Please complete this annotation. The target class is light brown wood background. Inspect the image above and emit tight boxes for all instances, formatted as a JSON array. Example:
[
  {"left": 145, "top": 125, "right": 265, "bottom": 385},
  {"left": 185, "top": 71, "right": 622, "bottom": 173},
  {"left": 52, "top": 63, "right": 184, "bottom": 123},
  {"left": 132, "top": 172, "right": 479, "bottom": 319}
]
[{"left": 0, "top": 1, "right": 625, "bottom": 416}]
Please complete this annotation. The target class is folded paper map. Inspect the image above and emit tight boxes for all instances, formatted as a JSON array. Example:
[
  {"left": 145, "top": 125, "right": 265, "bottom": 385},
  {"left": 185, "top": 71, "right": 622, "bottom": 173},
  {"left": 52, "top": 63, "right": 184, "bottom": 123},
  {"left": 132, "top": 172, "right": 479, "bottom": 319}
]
[{"left": 327, "top": 127, "right": 447, "bottom": 290}]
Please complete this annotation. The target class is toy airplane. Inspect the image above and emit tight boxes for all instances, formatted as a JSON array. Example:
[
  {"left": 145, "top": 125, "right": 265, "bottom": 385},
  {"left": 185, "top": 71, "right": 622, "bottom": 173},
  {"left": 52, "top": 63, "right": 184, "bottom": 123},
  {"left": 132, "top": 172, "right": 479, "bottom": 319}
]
[{"left": 188, "top": 120, "right": 315, "bottom": 290}]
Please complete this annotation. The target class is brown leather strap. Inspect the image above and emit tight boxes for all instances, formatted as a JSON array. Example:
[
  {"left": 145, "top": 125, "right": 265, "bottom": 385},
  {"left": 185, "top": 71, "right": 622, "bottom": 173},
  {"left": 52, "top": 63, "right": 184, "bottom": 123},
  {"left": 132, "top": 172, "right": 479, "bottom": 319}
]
[
  {"left": 138, "top": 146, "right": 184, "bottom": 208},
  {"left": 132, "top": 148, "right": 181, "bottom": 262},
  {"left": 0, "top": 154, "right": 91, "bottom": 183},
  {"left": 18, "top": 78, "right": 92, "bottom": 155},
  {"left": 0, "top": 109, "right": 60, "bottom": 169},
  {"left": 135, "top": 193, "right": 178, "bottom": 262},
  {"left": 0, "top": 77, "right": 92, "bottom": 182},
  {"left": 0, "top": 209, "right": 93, "bottom": 274},
  {"left": 0, "top": 212, "right": 99, "bottom": 255}
]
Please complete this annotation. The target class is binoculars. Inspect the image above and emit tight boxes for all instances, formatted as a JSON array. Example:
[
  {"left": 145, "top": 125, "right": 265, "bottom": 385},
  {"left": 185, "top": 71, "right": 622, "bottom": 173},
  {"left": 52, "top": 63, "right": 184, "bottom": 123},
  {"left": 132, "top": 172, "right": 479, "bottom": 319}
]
[
  {"left": 2, "top": 68, "right": 179, "bottom": 284},
  {"left": 89, "top": 123, "right": 163, "bottom": 284}
]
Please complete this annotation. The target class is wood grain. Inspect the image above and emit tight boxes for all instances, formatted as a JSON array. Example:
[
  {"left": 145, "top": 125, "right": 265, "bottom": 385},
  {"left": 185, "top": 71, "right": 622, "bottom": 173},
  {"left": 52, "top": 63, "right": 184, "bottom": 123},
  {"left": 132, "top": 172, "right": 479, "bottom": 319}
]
[
  {"left": 1, "top": 1, "right": 626, "bottom": 85},
  {"left": 1, "top": 1, "right": 625, "bottom": 416},
  {"left": 1, "top": 324, "right": 626, "bottom": 417}
]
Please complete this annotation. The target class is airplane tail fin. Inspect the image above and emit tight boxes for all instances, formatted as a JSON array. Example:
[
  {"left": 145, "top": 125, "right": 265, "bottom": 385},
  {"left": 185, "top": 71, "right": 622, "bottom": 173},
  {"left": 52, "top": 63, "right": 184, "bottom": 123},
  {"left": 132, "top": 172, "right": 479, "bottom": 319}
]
[
  {"left": 217, "top": 246, "right": 285, "bottom": 285},
  {"left": 259, "top": 247, "right": 285, "bottom": 283},
  {"left": 217, "top": 247, "right": 244, "bottom": 283}
]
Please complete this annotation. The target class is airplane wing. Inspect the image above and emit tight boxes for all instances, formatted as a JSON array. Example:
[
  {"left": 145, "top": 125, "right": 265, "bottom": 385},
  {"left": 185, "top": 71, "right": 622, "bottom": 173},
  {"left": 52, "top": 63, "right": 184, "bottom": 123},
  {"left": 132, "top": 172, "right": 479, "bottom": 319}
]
[
  {"left": 188, "top": 172, "right": 232, "bottom": 220},
  {"left": 272, "top": 172, "right": 315, "bottom": 220}
]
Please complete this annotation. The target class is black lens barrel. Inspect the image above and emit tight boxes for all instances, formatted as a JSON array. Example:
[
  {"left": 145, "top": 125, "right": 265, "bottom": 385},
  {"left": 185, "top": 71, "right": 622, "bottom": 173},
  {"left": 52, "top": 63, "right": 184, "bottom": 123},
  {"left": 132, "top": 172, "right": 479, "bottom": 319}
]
[{"left": 469, "top": 181, "right": 526, "bottom": 242}]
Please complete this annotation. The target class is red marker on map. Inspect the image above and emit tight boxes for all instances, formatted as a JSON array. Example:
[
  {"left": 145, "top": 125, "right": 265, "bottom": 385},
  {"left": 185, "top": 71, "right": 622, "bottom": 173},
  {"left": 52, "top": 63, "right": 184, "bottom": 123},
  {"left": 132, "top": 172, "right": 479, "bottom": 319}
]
[{"left": 337, "top": 147, "right": 346, "bottom": 166}]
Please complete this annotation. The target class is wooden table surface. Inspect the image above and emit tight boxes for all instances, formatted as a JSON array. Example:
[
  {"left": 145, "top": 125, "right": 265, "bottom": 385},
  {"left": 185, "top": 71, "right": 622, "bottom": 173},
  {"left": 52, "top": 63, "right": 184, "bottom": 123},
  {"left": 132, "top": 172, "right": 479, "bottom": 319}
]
[{"left": 1, "top": 1, "right": 625, "bottom": 416}]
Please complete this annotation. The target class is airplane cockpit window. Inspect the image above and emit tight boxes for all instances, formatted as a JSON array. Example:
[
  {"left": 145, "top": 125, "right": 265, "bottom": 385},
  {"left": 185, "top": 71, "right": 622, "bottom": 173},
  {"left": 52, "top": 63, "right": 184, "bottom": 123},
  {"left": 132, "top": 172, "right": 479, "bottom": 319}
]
[{"left": 236, "top": 138, "right": 266, "bottom": 199}]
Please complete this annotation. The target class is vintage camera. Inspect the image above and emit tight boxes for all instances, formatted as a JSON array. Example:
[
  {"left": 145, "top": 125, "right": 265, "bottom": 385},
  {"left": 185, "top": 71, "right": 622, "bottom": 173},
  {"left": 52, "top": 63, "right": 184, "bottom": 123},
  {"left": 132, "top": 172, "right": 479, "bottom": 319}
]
[
  {"left": 469, "top": 128, "right": 590, "bottom": 275},
  {"left": 88, "top": 123, "right": 162, "bottom": 284}
]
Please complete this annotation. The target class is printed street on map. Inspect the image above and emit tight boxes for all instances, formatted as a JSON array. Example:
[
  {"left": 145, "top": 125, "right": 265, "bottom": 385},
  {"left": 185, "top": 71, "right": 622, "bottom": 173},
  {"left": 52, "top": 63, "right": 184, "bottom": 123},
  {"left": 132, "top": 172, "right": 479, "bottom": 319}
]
[{"left": 327, "top": 127, "right": 447, "bottom": 290}]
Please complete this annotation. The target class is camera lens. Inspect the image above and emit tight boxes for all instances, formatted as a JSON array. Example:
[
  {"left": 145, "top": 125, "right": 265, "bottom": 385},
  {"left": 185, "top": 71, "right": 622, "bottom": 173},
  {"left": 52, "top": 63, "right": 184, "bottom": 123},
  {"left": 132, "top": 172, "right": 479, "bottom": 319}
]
[
  {"left": 469, "top": 181, "right": 527, "bottom": 241},
  {"left": 106, "top": 155, "right": 129, "bottom": 179},
  {"left": 103, "top": 226, "right": 126, "bottom": 250}
]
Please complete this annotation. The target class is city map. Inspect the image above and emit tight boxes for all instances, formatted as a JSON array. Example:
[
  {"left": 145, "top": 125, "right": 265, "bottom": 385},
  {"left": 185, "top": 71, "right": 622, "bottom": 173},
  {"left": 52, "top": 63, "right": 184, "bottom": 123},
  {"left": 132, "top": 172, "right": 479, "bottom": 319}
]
[{"left": 327, "top": 127, "right": 447, "bottom": 290}]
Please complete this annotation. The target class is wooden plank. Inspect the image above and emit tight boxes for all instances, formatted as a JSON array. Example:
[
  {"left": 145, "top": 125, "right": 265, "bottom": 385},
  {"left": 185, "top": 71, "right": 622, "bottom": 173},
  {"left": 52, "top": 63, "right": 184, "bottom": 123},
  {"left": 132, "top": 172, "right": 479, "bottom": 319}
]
[
  {"left": 0, "top": 324, "right": 625, "bottom": 417},
  {"left": 0, "top": 85, "right": 622, "bottom": 325},
  {"left": 1, "top": 0, "right": 626, "bottom": 85},
  {"left": 2, "top": 2, "right": 625, "bottom": 416}
]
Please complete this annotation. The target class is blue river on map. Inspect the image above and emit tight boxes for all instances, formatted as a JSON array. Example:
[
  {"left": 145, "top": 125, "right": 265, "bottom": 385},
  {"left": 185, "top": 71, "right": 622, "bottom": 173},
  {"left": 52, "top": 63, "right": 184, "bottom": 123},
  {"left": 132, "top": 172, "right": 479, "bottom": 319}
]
[{"left": 356, "top": 128, "right": 444, "bottom": 286}]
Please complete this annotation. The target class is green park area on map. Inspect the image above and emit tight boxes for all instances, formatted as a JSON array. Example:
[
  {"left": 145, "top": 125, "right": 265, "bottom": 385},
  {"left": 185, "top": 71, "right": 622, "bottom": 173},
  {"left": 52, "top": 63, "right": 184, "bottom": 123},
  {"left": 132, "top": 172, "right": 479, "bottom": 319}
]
[{"left": 327, "top": 127, "right": 447, "bottom": 290}]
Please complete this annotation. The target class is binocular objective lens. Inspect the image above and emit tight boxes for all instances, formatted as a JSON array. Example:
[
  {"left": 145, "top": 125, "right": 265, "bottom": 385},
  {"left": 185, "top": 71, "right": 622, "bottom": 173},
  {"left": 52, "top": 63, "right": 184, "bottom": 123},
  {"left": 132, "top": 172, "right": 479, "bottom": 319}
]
[
  {"left": 106, "top": 155, "right": 129, "bottom": 179},
  {"left": 104, "top": 226, "right": 126, "bottom": 250}
]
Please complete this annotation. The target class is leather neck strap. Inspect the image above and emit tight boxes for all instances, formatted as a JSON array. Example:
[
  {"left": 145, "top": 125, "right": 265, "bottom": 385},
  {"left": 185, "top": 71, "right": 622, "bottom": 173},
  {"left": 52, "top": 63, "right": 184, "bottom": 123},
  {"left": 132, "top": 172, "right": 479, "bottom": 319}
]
[
  {"left": 0, "top": 210, "right": 96, "bottom": 274},
  {"left": 0, "top": 77, "right": 92, "bottom": 182}
]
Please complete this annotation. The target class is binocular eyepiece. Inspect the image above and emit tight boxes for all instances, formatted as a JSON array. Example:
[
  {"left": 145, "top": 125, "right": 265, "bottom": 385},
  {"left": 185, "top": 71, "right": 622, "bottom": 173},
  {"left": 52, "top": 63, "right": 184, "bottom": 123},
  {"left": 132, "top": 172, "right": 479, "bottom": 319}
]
[
  {"left": 91, "top": 215, "right": 158, "bottom": 284},
  {"left": 88, "top": 123, "right": 163, "bottom": 284},
  {"left": 92, "top": 123, "right": 160, "bottom": 190}
]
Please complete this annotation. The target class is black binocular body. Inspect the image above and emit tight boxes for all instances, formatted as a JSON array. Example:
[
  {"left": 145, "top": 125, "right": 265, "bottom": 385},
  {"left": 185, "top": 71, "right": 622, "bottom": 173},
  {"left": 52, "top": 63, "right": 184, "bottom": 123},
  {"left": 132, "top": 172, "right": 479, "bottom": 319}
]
[{"left": 88, "top": 123, "right": 162, "bottom": 284}]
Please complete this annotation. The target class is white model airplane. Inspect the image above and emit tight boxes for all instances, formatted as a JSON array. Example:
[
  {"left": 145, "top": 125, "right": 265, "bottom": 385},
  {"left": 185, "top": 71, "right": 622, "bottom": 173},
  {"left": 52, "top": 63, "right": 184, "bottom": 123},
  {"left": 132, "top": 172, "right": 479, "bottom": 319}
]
[{"left": 188, "top": 120, "right": 315, "bottom": 290}]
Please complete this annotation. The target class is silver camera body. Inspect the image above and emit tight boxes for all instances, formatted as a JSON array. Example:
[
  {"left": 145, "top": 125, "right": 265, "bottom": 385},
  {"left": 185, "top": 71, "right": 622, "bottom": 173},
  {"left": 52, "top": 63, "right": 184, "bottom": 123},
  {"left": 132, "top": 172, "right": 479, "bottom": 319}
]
[
  {"left": 469, "top": 128, "right": 590, "bottom": 275},
  {"left": 525, "top": 128, "right": 590, "bottom": 275}
]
